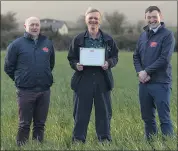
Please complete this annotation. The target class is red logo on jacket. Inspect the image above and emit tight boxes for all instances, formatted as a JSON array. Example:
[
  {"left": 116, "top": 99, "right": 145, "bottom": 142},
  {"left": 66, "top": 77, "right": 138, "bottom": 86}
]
[
  {"left": 150, "top": 42, "right": 158, "bottom": 47},
  {"left": 42, "top": 47, "right": 49, "bottom": 52}
]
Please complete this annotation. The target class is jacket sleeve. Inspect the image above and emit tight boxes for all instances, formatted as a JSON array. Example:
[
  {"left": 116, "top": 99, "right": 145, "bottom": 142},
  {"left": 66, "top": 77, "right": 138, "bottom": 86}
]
[
  {"left": 4, "top": 43, "right": 18, "bottom": 81},
  {"left": 50, "top": 44, "right": 55, "bottom": 71},
  {"left": 67, "top": 38, "right": 79, "bottom": 71},
  {"left": 133, "top": 39, "right": 143, "bottom": 73},
  {"left": 145, "top": 32, "right": 175, "bottom": 75},
  {"left": 107, "top": 40, "right": 119, "bottom": 68}
]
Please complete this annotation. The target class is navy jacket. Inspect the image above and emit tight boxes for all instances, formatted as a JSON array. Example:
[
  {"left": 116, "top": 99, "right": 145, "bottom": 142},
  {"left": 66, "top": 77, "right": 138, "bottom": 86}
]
[
  {"left": 133, "top": 22, "right": 175, "bottom": 84},
  {"left": 67, "top": 29, "right": 119, "bottom": 91},
  {"left": 4, "top": 32, "right": 55, "bottom": 91}
]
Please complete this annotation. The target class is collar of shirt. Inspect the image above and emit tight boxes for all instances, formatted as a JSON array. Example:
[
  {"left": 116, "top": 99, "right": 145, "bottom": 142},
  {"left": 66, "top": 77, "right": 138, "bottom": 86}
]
[
  {"left": 87, "top": 31, "right": 101, "bottom": 40},
  {"left": 150, "top": 24, "right": 161, "bottom": 33}
]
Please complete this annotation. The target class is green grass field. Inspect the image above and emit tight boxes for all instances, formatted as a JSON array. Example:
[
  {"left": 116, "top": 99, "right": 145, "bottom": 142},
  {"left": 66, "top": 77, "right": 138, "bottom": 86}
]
[{"left": 1, "top": 51, "right": 177, "bottom": 150}]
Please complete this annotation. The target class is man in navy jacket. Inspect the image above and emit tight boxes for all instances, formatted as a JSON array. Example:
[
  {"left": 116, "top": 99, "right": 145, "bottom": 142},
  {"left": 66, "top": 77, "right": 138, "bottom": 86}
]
[
  {"left": 133, "top": 6, "right": 175, "bottom": 140},
  {"left": 4, "top": 17, "right": 55, "bottom": 146},
  {"left": 68, "top": 7, "right": 118, "bottom": 143}
]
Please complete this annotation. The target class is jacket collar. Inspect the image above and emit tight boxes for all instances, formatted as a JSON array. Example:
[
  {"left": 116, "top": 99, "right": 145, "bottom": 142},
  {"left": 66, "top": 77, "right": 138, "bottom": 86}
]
[
  {"left": 84, "top": 29, "right": 111, "bottom": 42},
  {"left": 84, "top": 30, "right": 101, "bottom": 39},
  {"left": 24, "top": 32, "right": 41, "bottom": 40}
]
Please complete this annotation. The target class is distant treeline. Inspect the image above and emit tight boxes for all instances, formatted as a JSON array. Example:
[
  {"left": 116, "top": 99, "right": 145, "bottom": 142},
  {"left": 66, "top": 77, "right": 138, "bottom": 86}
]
[
  {"left": 1, "top": 11, "right": 177, "bottom": 51},
  {"left": 1, "top": 29, "right": 177, "bottom": 52}
]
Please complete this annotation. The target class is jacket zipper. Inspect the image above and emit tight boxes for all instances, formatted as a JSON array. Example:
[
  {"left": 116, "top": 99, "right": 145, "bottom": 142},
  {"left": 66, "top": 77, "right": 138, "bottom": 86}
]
[
  {"left": 33, "top": 40, "right": 37, "bottom": 64},
  {"left": 143, "top": 33, "right": 155, "bottom": 66}
]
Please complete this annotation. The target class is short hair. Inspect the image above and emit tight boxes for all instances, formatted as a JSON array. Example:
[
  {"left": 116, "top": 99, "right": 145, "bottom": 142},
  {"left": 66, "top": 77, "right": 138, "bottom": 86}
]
[
  {"left": 145, "top": 6, "right": 161, "bottom": 14},
  {"left": 85, "top": 7, "right": 101, "bottom": 16},
  {"left": 25, "top": 16, "right": 40, "bottom": 25}
]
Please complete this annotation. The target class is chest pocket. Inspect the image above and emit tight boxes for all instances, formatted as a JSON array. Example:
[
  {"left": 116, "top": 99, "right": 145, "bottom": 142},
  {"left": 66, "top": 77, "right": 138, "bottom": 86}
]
[
  {"left": 19, "top": 45, "right": 33, "bottom": 64},
  {"left": 143, "top": 40, "right": 162, "bottom": 64},
  {"left": 146, "top": 40, "right": 162, "bottom": 57},
  {"left": 149, "top": 41, "right": 161, "bottom": 50},
  {"left": 36, "top": 46, "right": 51, "bottom": 62}
]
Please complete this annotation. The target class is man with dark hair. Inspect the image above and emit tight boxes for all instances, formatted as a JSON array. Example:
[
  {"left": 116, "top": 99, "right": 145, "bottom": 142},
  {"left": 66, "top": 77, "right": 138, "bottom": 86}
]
[
  {"left": 4, "top": 17, "right": 55, "bottom": 146},
  {"left": 68, "top": 7, "right": 118, "bottom": 143},
  {"left": 133, "top": 6, "right": 175, "bottom": 140}
]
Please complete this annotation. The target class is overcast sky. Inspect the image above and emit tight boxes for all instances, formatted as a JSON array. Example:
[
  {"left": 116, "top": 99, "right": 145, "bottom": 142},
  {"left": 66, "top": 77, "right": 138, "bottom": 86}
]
[{"left": 1, "top": 1, "right": 177, "bottom": 26}]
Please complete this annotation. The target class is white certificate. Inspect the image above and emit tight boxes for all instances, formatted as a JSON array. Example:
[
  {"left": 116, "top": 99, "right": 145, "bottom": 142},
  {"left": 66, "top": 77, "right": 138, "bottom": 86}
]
[{"left": 79, "top": 47, "right": 105, "bottom": 66}]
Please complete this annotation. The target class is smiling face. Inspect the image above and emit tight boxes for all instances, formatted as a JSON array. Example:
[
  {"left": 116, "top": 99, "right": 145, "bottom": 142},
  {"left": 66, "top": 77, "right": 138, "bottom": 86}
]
[
  {"left": 85, "top": 11, "right": 101, "bottom": 34},
  {"left": 24, "top": 17, "right": 40, "bottom": 38},
  {"left": 145, "top": 10, "right": 162, "bottom": 29}
]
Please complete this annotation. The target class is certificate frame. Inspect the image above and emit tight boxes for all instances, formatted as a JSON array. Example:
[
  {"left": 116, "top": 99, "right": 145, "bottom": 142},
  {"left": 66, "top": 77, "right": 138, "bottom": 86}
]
[{"left": 79, "top": 47, "right": 105, "bottom": 66}]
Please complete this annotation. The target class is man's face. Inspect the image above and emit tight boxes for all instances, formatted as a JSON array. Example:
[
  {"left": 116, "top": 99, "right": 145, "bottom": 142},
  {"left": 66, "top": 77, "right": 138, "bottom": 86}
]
[
  {"left": 85, "top": 12, "right": 101, "bottom": 32},
  {"left": 24, "top": 17, "right": 40, "bottom": 37},
  {"left": 145, "top": 10, "right": 162, "bottom": 29}
]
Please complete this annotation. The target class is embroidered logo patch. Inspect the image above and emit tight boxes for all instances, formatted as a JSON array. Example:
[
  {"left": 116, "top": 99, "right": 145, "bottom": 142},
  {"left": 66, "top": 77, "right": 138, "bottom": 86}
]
[
  {"left": 42, "top": 47, "right": 49, "bottom": 52},
  {"left": 150, "top": 42, "right": 158, "bottom": 47}
]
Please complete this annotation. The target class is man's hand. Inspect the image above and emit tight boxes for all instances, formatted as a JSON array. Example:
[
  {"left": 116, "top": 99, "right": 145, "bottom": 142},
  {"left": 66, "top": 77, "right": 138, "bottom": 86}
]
[
  {"left": 76, "top": 63, "right": 83, "bottom": 71},
  {"left": 144, "top": 75, "right": 151, "bottom": 83},
  {"left": 138, "top": 70, "right": 148, "bottom": 83},
  {"left": 138, "top": 70, "right": 151, "bottom": 83},
  {"left": 102, "top": 61, "right": 109, "bottom": 70}
]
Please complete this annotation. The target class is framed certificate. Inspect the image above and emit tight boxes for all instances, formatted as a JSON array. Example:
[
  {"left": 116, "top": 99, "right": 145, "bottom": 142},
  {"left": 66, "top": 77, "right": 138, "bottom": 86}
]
[{"left": 79, "top": 47, "right": 105, "bottom": 66}]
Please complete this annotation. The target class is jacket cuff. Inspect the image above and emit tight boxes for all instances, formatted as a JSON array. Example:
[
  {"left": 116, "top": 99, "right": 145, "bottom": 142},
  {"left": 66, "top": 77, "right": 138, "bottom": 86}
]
[
  {"left": 145, "top": 68, "right": 151, "bottom": 75},
  {"left": 73, "top": 63, "right": 79, "bottom": 71},
  {"left": 107, "top": 59, "right": 112, "bottom": 68}
]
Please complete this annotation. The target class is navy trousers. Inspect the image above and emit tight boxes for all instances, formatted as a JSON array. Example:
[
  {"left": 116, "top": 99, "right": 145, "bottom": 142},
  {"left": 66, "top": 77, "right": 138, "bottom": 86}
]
[
  {"left": 139, "top": 83, "right": 173, "bottom": 139},
  {"left": 72, "top": 87, "right": 112, "bottom": 142},
  {"left": 16, "top": 89, "right": 50, "bottom": 146}
]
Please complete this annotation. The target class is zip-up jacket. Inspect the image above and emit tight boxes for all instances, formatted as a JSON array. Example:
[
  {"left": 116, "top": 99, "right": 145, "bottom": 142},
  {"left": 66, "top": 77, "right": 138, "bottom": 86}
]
[
  {"left": 4, "top": 32, "right": 55, "bottom": 91},
  {"left": 67, "top": 29, "right": 119, "bottom": 91},
  {"left": 133, "top": 22, "right": 175, "bottom": 84}
]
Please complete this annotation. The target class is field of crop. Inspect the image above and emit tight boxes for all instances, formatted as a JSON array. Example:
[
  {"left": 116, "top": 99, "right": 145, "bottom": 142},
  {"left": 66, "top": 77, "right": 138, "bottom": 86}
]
[{"left": 1, "top": 51, "right": 177, "bottom": 150}]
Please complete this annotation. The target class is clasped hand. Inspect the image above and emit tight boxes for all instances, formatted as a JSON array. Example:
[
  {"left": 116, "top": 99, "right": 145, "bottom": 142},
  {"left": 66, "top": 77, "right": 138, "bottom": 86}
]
[{"left": 138, "top": 70, "right": 151, "bottom": 83}]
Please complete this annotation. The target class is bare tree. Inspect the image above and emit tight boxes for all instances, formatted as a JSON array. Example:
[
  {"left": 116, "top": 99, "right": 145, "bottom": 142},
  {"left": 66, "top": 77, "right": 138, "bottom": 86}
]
[
  {"left": 1, "top": 11, "right": 18, "bottom": 31},
  {"left": 104, "top": 11, "right": 126, "bottom": 35},
  {"left": 136, "top": 20, "right": 145, "bottom": 33},
  {"left": 76, "top": 15, "right": 87, "bottom": 30},
  {"left": 127, "top": 24, "right": 135, "bottom": 34}
]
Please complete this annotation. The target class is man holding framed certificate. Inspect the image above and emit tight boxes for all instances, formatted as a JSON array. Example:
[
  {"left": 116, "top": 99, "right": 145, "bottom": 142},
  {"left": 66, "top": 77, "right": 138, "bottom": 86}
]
[{"left": 67, "top": 7, "right": 119, "bottom": 143}]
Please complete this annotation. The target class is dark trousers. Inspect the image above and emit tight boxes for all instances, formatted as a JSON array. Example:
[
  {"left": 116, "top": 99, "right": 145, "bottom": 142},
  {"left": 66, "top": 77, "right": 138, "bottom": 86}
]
[
  {"left": 72, "top": 87, "right": 112, "bottom": 142},
  {"left": 139, "top": 83, "right": 173, "bottom": 139},
  {"left": 16, "top": 89, "right": 50, "bottom": 146}
]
